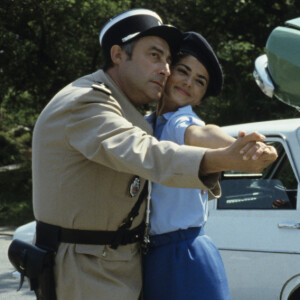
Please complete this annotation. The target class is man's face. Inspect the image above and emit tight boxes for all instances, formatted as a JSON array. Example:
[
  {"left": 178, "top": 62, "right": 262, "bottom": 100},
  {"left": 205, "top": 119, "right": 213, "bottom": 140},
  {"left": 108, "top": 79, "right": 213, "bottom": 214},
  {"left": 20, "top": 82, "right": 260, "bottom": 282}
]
[{"left": 117, "top": 36, "right": 172, "bottom": 105}]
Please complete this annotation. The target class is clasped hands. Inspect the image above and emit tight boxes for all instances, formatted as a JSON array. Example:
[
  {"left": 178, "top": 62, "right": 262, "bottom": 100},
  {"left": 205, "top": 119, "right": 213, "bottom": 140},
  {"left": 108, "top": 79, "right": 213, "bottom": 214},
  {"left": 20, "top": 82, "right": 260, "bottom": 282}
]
[
  {"left": 225, "top": 131, "right": 278, "bottom": 173},
  {"left": 201, "top": 131, "right": 278, "bottom": 175}
]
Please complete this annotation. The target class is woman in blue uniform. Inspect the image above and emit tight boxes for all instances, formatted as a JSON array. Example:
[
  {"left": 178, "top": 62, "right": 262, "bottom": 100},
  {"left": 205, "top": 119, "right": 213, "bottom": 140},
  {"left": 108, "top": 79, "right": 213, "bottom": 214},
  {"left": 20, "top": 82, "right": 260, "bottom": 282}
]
[{"left": 143, "top": 32, "right": 233, "bottom": 300}]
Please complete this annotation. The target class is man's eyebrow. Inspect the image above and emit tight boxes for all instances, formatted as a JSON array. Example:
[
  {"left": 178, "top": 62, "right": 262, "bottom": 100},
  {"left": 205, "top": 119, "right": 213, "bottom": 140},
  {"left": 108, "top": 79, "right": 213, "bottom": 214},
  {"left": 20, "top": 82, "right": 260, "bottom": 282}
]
[
  {"left": 176, "top": 63, "right": 208, "bottom": 83},
  {"left": 149, "top": 46, "right": 171, "bottom": 59},
  {"left": 149, "top": 45, "right": 172, "bottom": 64},
  {"left": 149, "top": 46, "right": 164, "bottom": 55}
]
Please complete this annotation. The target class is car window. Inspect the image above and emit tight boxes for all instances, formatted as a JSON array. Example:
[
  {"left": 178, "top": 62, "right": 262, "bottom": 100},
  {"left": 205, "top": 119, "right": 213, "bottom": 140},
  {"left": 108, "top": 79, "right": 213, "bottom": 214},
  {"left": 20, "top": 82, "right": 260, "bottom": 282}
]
[{"left": 218, "top": 141, "right": 298, "bottom": 209}]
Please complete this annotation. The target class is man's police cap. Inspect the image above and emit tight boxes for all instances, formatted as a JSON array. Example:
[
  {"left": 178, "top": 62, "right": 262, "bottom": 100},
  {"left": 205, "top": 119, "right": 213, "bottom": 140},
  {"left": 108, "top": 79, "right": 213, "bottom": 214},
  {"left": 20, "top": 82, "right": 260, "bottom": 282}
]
[
  {"left": 99, "top": 9, "right": 182, "bottom": 57},
  {"left": 179, "top": 32, "right": 223, "bottom": 96}
]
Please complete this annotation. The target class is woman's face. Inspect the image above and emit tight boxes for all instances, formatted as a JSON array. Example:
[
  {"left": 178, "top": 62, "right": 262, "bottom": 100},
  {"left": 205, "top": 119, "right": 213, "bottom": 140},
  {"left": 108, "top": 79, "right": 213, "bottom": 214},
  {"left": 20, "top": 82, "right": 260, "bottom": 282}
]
[{"left": 163, "top": 55, "right": 209, "bottom": 110}]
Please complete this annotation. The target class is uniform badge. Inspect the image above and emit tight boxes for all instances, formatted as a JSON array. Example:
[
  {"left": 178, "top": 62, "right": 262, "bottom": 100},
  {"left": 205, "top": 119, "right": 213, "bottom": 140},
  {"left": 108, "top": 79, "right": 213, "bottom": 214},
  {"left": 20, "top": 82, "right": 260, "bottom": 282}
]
[{"left": 129, "top": 176, "right": 140, "bottom": 197}]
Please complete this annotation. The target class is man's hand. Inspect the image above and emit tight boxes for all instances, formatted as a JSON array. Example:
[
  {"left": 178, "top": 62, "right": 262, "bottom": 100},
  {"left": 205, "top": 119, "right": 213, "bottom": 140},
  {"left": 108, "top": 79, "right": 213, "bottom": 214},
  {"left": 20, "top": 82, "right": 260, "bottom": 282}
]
[
  {"left": 237, "top": 131, "right": 278, "bottom": 162},
  {"left": 200, "top": 131, "right": 278, "bottom": 175}
]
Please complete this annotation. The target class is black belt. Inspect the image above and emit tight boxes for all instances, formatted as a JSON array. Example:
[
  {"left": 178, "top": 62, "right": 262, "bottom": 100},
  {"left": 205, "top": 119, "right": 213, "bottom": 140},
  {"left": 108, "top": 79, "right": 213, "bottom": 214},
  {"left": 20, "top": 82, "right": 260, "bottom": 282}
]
[
  {"left": 36, "top": 181, "right": 148, "bottom": 251},
  {"left": 36, "top": 221, "right": 145, "bottom": 252},
  {"left": 60, "top": 222, "right": 144, "bottom": 245}
]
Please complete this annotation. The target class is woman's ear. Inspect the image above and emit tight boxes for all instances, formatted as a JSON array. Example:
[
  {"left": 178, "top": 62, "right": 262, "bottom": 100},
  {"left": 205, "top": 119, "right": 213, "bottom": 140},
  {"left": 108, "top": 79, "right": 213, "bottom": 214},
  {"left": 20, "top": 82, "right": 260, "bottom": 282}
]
[{"left": 110, "top": 45, "right": 123, "bottom": 65}]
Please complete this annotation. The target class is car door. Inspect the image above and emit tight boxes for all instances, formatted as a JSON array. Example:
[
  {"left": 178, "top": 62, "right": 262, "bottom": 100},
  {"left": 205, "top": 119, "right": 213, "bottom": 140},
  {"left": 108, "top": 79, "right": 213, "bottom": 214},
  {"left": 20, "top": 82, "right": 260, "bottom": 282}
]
[{"left": 205, "top": 137, "right": 300, "bottom": 300}]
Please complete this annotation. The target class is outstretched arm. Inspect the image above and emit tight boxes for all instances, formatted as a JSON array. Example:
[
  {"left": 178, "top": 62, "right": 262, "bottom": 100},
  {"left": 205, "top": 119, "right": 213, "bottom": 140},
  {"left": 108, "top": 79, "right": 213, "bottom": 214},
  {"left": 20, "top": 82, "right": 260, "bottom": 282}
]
[
  {"left": 185, "top": 124, "right": 235, "bottom": 148},
  {"left": 185, "top": 124, "right": 275, "bottom": 161},
  {"left": 199, "top": 131, "right": 278, "bottom": 175}
]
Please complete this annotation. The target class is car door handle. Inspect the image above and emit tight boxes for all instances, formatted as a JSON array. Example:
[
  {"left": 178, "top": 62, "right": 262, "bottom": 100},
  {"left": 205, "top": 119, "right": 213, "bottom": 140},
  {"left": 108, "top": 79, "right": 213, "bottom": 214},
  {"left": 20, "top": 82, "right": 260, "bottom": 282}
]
[{"left": 278, "top": 222, "right": 300, "bottom": 229}]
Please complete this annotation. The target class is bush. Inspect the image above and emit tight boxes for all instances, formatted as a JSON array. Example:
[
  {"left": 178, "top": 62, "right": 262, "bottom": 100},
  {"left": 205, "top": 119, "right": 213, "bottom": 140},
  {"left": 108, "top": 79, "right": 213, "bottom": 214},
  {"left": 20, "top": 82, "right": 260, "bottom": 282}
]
[
  {"left": 0, "top": 162, "right": 33, "bottom": 226},
  {"left": 0, "top": 127, "right": 33, "bottom": 226},
  {"left": 0, "top": 131, "right": 20, "bottom": 166}
]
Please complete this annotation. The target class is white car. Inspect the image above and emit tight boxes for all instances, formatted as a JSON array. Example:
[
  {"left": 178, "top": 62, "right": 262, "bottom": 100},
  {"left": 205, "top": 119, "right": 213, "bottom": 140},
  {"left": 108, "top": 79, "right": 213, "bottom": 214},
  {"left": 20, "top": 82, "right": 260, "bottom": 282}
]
[
  {"left": 13, "top": 220, "right": 36, "bottom": 243},
  {"left": 205, "top": 118, "right": 300, "bottom": 300}
]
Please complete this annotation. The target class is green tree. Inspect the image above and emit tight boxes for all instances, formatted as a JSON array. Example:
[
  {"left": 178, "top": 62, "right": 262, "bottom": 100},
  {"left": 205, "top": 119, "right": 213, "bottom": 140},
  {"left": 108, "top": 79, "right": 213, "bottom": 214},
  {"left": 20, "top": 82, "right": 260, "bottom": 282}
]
[
  {"left": 0, "top": 0, "right": 299, "bottom": 224},
  {"left": 0, "top": 0, "right": 133, "bottom": 128},
  {"left": 1, "top": 0, "right": 299, "bottom": 128}
]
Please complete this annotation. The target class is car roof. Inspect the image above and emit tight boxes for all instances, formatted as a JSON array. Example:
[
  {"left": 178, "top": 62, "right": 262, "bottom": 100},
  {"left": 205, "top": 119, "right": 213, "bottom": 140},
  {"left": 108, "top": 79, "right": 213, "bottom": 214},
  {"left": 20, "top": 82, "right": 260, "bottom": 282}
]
[{"left": 222, "top": 118, "right": 300, "bottom": 136}]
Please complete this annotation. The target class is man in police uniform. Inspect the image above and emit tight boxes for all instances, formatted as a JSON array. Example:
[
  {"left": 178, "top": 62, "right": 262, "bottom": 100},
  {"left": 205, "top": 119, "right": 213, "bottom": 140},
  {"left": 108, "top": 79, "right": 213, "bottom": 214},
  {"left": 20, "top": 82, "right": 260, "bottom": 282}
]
[{"left": 32, "top": 8, "right": 277, "bottom": 300}]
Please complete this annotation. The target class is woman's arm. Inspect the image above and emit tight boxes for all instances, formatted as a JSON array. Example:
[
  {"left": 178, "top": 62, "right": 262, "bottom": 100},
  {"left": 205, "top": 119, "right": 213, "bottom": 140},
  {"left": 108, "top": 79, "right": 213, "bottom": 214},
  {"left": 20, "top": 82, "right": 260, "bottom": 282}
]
[
  {"left": 185, "top": 124, "right": 235, "bottom": 148},
  {"left": 185, "top": 125, "right": 274, "bottom": 161}
]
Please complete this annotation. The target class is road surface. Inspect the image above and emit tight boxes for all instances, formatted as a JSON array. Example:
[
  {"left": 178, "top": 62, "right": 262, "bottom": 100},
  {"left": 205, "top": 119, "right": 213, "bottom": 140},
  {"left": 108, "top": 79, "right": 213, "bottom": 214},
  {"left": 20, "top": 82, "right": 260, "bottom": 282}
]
[{"left": 0, "top": 228, "right": 35, "bottom": 299}]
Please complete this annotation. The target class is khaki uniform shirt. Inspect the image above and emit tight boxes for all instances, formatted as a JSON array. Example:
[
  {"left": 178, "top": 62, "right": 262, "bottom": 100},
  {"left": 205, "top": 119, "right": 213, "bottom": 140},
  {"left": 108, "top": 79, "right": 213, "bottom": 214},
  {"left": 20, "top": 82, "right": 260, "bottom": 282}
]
[{"left": 32, "top": 70, "right": 220, "bottom": 300}]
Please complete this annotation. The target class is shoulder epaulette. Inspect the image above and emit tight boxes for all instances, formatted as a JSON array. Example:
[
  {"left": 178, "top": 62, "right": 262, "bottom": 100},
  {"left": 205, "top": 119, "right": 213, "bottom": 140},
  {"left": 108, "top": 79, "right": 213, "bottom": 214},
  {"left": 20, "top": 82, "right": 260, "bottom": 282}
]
[{"left": 91, "top": 82, "right": 112, "bottom": 96}]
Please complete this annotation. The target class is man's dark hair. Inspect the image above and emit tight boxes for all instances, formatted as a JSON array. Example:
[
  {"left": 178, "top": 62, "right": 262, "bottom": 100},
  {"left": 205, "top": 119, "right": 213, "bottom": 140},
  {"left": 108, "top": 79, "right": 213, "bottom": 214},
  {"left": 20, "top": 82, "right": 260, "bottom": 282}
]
[{"left": 103, "top": 40, "right": 137, "bottom": 71}]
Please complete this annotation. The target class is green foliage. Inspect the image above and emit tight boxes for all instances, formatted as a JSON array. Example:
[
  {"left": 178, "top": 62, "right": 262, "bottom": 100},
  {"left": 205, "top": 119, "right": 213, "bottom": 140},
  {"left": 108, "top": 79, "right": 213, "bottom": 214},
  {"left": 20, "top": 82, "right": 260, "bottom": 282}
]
[
  {"left": 0, "top": 199, "right": 33, "bottom": 226},
  {"left": 0, "top": 126, "right": 32, "bottom": 225},
  {"left": 0, "top": 162, "right": 33, "bottom": 226},
  {"left": 0, "top": 126, "right": 32, "bottom": 165},
  {"left": 0, "top": 0, "right": 300, "bottom": 224},
  {"left": 1, "top": 0, "right": 299, "bottom": 126},
  {"left": 0, "top": 0, "right": 130, "bottom": 115},
  {"left": 0, "top": 132, "right": 19, "bottom": 165}
]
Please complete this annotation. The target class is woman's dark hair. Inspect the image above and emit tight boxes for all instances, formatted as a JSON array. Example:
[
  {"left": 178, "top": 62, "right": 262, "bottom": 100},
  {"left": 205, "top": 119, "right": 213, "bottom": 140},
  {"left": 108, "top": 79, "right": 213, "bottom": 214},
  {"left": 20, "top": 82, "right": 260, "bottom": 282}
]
[{"left": 171, "top": 52, "right": 191, "bottom": 67}]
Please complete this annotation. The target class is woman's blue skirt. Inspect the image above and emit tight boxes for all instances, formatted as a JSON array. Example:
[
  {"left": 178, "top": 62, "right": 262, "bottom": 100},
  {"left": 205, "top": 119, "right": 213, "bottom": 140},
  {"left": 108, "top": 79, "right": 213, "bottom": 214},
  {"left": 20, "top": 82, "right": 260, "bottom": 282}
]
[{"left": 143, "top": 227, "right": 231, "bottom": 300}]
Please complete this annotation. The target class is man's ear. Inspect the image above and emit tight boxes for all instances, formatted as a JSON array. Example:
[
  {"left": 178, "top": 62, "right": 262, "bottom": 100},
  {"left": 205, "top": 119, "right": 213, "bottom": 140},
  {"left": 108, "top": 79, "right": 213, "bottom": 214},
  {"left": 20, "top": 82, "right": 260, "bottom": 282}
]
[{"left": 110, "top": 45, "right": 123, "bottom": 65}]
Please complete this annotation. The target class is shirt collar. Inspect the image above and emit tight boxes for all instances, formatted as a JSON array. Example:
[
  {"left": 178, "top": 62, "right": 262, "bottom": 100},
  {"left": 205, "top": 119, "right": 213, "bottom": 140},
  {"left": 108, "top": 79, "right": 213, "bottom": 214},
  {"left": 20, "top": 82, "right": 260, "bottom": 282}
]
[
  {"left": 162, "top": 105, "right": 193, "bottom": 120},
  {"left": 145, "top": 105, "right": 194, "bottom": 127}
]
